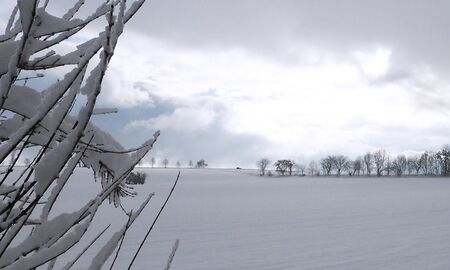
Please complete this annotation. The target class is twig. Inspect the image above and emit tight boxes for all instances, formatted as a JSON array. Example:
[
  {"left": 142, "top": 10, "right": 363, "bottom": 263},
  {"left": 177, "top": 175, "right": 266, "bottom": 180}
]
[
  {"left": 63, "top": 225, "right": 111, "bottom": 270},
  {"left": 109, "top": 211, "right": 133, "bottom": 270},
  {"left": 164, "top": 239, "right": 180, "bottom": 270},
  {"left": 127, "top": 171, "right": 181, "bottom": 269}
]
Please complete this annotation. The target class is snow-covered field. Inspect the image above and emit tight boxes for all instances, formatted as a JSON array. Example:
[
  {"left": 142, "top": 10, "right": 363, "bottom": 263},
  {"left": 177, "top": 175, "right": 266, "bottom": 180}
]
[{"left": 34, "top": 168, "right": 450, "bottom": 269}]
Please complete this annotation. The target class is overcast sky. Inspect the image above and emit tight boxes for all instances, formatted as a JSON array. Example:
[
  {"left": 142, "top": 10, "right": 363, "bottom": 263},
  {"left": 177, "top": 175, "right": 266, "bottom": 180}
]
[{"left": 4, "top": 1, "right": 450, "bottom": 168}]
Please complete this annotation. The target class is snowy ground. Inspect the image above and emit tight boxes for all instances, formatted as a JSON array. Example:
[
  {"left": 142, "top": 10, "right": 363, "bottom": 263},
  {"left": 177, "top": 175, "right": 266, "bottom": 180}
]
[{"left": 20, "top": 168, "right": 450, "bottom": 269}]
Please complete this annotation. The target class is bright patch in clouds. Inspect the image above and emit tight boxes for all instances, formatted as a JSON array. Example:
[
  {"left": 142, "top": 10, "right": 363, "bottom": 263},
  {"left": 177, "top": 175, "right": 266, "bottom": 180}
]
[
  {"left": 354, "top": 48, "right": 391, "bottom": 78},
  {"left": 127, "top": 99, "right": 220, "bottom": 132},
  {"left": 103, "top": 32, "right": 450, "bottom": 166}
]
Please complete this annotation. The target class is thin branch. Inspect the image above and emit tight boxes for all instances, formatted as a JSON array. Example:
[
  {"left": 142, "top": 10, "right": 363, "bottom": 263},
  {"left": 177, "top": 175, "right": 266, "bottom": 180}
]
[
  {"left": 164, "top": 239, "right": 180, "bottom": 270},
  {"left": 109, "top": 212, "right": 133, "bottom": 270},
  {"left": 127, "top": 171, "right": 181, "bottom": 269},
  {"left": 62, "top": 225, "right": 111, "bottom": 270}
]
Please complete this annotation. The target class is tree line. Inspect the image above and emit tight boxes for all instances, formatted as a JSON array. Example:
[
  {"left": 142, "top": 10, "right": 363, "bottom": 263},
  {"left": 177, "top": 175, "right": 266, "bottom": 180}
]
[
  {"left": 257, "top": 145, "right": 450, "bottom": 177},
  {"left": 144, "top": 157, "right": 208, "bottom": 169}
]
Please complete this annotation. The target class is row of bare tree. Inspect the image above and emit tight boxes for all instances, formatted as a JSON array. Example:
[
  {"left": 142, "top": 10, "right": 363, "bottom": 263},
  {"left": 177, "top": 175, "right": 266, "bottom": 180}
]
[
  {"left": 257, "top": 145, "right": 450, "bottom": 177},
  {"left": 144, "top": 158, "right": 208, "bottom": 168}
]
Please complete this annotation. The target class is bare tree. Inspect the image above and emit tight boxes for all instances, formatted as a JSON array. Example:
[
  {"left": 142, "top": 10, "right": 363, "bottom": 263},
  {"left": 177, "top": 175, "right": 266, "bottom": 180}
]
[
  {"left": 320, "top": 156, "right": 333, "bottom": 176},
  {"left": 274, "top": 160, "right": 294, "bottom": 176},
  {"left": 176, "top": 160, "right": 181, "bottom": 168},
  {"left": 274, "top": 160, "right": 287, "bottom": 176},
  {"left": 332, "top": 155, "right": 349, "bottom": 176},
  {"left": 257, "top": 158, "right": 270, "bottom": 176},
  {"left": 406, "top": 157, "right": 413, "bottom": 175},
  {"left": 196, "top": 159, "right": 208, "bottom": 168},
  {"left": 352, "top": 157, "right": 362, "bottom": 176},
  {"left": 360, "top": 159, "right": 366, "bottom": 175},
  {"left": 419, "top": 152, "right": 429, "bottom": 175},
  {"left": 308, "top": 160, "right": 318, "bottom": 176},
  {"left": 295, "top": 163, "right": 306, "bottom": 175},
  {"left": 385, "top": 156, "right": 393, "bottom": 176},
  {"left": 392, "top": 155, "right": 407, "bottom": 176},
  {"left": 163, "top": 158, "right": 169, "bottom": 168},
  {"left": 287, "top": 160, "right": 295, "bottom": 175},
  {"left": 425, "top": 152, "right": 438, "bottom": 175},
  {"left": 151, "top": 157, "right": 156, "bottom": 168},
  {"left": 413, "top": 155, "right": 422, "bottom": 175},
  {"left": 363, "top": 152, "right": 373, "bottom": 176},
  {"left": 407, "top": 156, "right": 421, "bottom": 175},
  {"left": 436, "top": 145, "right": 450, "bottom": 176},
  {"left": 373, "top": 149, "right": 386, "bottom": 176}
]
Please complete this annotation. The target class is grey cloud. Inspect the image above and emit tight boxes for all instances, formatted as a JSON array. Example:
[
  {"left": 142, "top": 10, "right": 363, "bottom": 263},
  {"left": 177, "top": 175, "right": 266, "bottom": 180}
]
[
  {"left": 4, "top": 1, "right": 450, "bottom": 166},
  {"left": 9, "top": 1, "right": 450, "bottom": 82},
  {"left": 132, "top": 0, "right": 450, "bottom": 73},
  {"left": 109, "top": 88, "right": 268, "bottom": 167},
  {"left": 126, "top": 0, "right": 450, "bottom": 114},
  {"left": 31, "top": 1, "right": 450, "bottom": 89},
  {"left": 364, "top": 124, "right": 450, "bottom": 153}
]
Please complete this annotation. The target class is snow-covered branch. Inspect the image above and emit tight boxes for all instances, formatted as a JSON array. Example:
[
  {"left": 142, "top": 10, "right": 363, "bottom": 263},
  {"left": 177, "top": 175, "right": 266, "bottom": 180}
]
[{"left": 0, "top": 0, "right": 167, "bottom": 268}]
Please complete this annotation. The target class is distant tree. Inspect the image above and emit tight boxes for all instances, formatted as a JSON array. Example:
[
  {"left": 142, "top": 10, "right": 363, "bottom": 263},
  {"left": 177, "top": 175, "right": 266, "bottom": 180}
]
[
  {"left": 413, "top": 155, "right": 422, "bottom": 175},
  {"left": 287, "top": 160, "right": 294, "bottom": 175},
  {"left": 299, "top": 164, "right": 306, "bottom": 175},
  {"left": 274, "top": 160, "right": 286, "bottom": 176},
  {"left": 363, "top": 152, "right": 373, "bottom": 176},
  {"left": 406, "top": 157, "right": 413, "bottom": 175},
  {"left": 176, "top": 160, "right": 181, "bottom": 168},
  {"left": 295, "top": 163, "right": 306, "bottom": 175},
  {"left": 436, "top": 145, "right": 450, "bottom": 176},
  {"left": 373, "top": 149, "right": 386, "bottom": 176},
  {"left": 392, "top": 155, "right": 407, "bottom": 176},
  {"left": 162, "top": 158, "right": 169, "bottom": 168},
  {"left": 352, "top": 157, "right": 362, "bottom": 176},
  {"left": 189, "top": 160, "right": 194, "bottom": 168},
  {"left": 257, "top": 158, "right": 271, "bottom": 176},
  {"left": 274, "top": 160, "right": 294, "bottom": 176},
  {"left": 151, "top": 157, "right": 156, "bottom": 168},
  {"left": 308, "top": 160, "right": 319, "bottom": 176},
  {"left": 427, "top": 152, "right": 439, "bottom": 175},
  {"left": 320, "top": 156, "right": 333, "bottom": 175},
  {"left": 419, "top": 152, "right": 429, "bottom": 175},
  {"left": 407, "top": 156, "right": 421, "bottom": 175},
  {"left": 125, "top": 172, "right": 147, "bottom": 185},
  {"left": 332, "top": 155, "right": 349, "bottom": 176},
  {"left": 196, "top": 159, "right": 208, "bottom": 168},
  {"left": 385, "top": 156, "right": 393, "bottom": 176}
]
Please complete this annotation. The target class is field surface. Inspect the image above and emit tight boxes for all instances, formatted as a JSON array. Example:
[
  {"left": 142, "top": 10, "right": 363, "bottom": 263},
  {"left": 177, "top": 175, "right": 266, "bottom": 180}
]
[{"left": 39, "top": 168, "right": 450, "bottom": 269}]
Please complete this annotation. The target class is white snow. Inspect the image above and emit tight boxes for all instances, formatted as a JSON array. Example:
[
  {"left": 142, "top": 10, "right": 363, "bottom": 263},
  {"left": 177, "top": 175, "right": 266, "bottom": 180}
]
[
  {"left": 17, "top": 0, "right": 36, "bottom": 35},
  {"left": 30, "top": 168, "right": 450, "bottom": 270},
  {"left": 34, "top": 8, "right": 83, "bottom": 37},
  {"left": 0, "top": 41, "right": 19, "bottom": 75},
  {"left": 0, "top": 1, "right": 155, "bottom": 268}
]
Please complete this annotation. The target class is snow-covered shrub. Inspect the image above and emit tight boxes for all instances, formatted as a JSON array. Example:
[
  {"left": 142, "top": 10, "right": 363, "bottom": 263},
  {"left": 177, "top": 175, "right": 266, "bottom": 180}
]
[
  {"left": 195, "top": 159, "right": 208, "bottom": 168},
  {"left": 126, "top": 172, "right": 146, "bottom": 185},
  {"left": 0, "top": 0, "right": 161, "bottom": 268}
]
